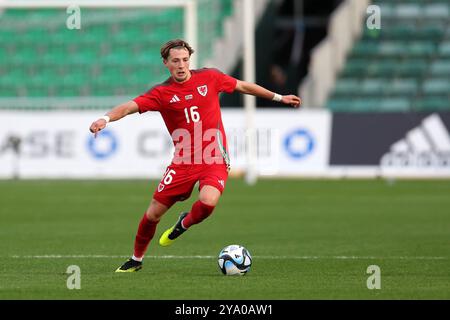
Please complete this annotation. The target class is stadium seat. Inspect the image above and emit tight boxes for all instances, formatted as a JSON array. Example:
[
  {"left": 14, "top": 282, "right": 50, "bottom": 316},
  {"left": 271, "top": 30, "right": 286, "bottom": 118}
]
[
  {"left": 360, "top": 79, "right": 384, "bottom": 95},
  {"left": 378, "top": 42, "right": 406, "bottom": 57},
  {"left": 350, "top": 42, "right": 379, "bottom": 58},
  {"left": 384, "top": 79, "right": 418, "bottom": 95},
  {"left": 395, "top": 4, "right": 421, "bottom": 19},
  {"left": 422, "top": 79, "right": 450, "bottom": 95},
  {"left": 430, "top": 60, "right": 450, "bottom": 77},
  {"left": 368, "top": 60, "right": 397, "bottom": 77},
  {"left": 424, "top": 4, "right": 450, "bottom": 19},
  {"left": 340, "top": 60, "right": 368, "bottom": 77},
  {"left": 397, "top": 60, "right": 427, "bottom": 77},
  {"left": 333, "top": 79, "right": 359, "bottom": 95},
  {"left": 373, "top": 25, "right": 412, "bottom": 40},
  {"left": 408, "top": 41, "right": 436, "bottom": 58},
  {"left": 439, "top": 42, "right": 450, "bottom": 58},
  {"left": 378, "top": 98, "right": 411, "bottom": 112},
  {"left": 414, "top": 97, "right": 450, "bottom": 111}
]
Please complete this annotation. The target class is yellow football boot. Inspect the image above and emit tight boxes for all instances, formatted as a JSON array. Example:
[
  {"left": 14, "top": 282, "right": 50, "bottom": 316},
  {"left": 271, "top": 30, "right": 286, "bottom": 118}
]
[
  {"left": 159, "top": 212, "right": 188, "bottom": 247},
  {"left": 115, "top": 258, "right": 142, "bottom": 272}
]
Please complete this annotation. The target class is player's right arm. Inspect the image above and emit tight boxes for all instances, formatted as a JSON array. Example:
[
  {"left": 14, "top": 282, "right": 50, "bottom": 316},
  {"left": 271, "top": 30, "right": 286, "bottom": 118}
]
[{"left": 89, "top": 100, "right": 139, "bottom": 137}]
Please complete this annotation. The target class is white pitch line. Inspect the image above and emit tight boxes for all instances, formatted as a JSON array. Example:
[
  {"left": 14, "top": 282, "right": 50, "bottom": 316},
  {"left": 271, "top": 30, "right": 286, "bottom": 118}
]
[{"left": 9, "top": 255, "right": 448, "bottom": 260}]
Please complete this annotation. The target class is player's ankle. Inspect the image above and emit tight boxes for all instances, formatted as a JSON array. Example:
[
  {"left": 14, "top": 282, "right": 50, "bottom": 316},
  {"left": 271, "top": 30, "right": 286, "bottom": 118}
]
[{"left": 180, "top": 218, "right": 187, "bottom": 230}]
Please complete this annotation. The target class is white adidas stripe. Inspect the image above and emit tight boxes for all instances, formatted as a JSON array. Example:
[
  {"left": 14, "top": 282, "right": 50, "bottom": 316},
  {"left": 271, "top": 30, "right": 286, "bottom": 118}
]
[
  {"left": 387, "top": 113, "right": 450, "bottom": 154},
  {"left": 422, "top": 113, "right": 450, "bottom": 151},
  {"left": 170, "top": 95, "right": 180, "bottom": 103},
  {"left": 406, "top": 127, "right": 431, "bottom": 152}
]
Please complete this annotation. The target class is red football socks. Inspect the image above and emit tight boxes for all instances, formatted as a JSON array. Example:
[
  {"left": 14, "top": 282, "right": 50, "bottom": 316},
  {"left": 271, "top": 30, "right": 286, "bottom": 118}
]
[
  {"left": 182, "top": 200, "right": 215, "bottom": 229},
  {"left": 133, "top": 214, "right": 158, "bottom": 259}
]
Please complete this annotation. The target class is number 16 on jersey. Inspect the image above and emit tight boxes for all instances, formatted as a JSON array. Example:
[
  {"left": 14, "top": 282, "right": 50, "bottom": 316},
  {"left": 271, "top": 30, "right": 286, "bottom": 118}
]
[{"left": 184, "top": 106, "right": 200, "bottom": 123}]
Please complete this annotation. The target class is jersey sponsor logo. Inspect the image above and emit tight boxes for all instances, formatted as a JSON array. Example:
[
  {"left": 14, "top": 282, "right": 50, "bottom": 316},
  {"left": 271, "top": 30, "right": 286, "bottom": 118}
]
[
  {"left": 170, "top": 95, "right": 181, "bottom": 103},
  {"left": 185, "top": 94, "right": 193, "bottom": 100},
  {"left": 380, "top": 113, "right": 450, "bottom": 167},
  {"left": 197, "top": 85, "right": 208, "bottom": 97}
]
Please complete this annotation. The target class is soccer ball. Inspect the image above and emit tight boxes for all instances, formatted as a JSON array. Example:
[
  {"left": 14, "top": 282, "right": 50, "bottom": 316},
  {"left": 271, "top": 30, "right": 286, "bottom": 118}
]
[{"left": 217, "top": 244, "right": 252, "bottom": 276}]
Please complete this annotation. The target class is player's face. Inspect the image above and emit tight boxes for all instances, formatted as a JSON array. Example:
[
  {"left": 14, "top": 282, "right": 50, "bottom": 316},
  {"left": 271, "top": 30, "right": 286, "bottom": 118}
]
[{"left": 164, "top": 48, "right": 191, "bottom": 83}]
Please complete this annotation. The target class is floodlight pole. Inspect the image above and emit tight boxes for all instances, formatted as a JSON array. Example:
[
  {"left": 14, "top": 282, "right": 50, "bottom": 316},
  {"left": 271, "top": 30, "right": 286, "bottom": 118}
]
[{"left": 243, "top": 0, "right": 257, "bottom": 185}]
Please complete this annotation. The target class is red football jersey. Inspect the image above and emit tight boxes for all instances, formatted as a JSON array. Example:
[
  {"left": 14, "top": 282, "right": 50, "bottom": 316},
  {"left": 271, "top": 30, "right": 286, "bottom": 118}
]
[{"left": 133, "top": 68, "right": 237, "bottom": 166}]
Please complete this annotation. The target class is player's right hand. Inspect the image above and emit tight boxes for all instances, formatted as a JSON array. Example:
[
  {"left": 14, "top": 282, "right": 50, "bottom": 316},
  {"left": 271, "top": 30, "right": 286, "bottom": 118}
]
[{"left": 89, "top": 119, "right": 107, "bottom": 138}]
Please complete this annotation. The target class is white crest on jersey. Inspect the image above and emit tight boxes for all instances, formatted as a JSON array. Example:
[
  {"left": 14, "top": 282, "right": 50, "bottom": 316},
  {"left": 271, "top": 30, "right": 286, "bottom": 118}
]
[{"left": 197, "top": 85, "right": 208, "bottom": 97}]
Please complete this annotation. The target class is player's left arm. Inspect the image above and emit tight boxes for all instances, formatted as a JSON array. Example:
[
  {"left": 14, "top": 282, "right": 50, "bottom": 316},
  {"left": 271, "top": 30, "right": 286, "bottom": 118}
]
[{"left": 234, "top": 80, "right": 301, "bottom": 108}]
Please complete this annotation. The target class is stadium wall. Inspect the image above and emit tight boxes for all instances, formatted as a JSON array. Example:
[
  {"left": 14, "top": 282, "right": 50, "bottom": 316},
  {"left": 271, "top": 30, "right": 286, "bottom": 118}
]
[{"left": 0, "top": 110, "right": 449, "bottom": 179}]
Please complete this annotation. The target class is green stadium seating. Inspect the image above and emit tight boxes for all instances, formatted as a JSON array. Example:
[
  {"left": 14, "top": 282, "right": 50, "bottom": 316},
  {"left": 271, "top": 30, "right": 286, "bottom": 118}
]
[
  {"left": 423, "top": 79, "right": 450, "bottom": 95},
  {"left": 395, "top": 4, "right": 421, "bottom": 19},
  {"left": 384, "top": 79, "right": 418, "bottom": 95},
  {"left": 430, "top": 60, "right": 450, "bottom": 77},
  {"left": 424, "top": 3, "right": 450, "bottom": 19},
  {"left": 327, "top": 97, "right": 411, "bottom": 113},
  {"left": 378, "top": 98, "right": 411, "bottom": 111},
  {"left": 367, "top": 60, "right": 396, "bottom": 77},
  {"left": 439, "top": 42, "right": 450, "bottom": 57},
  {"left": 333, "top": 79, "right": 359, "bottom": 95},
  {"left": 414, "top": 97, "right": 450, "bottom": 111},
  {"left": 328, "top": 0, "right": 450, "bottom": 112},
  {"left": 397, "top": 59, "right": 428, "bottom": 77},
  {"left": 341, "top": 60, "right": 370, "bottom": 77},
  {"left": 360, "top": 79, "right": 384, "bottom": 95},
  {"left": 0, "top": 1, "right": 235, "bottom": 101}
]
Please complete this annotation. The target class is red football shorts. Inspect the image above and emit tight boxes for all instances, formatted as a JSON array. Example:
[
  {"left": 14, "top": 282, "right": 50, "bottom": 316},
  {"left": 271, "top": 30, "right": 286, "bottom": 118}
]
[{"left": 152, "top": 163, "right": 228, "bottom": 208}]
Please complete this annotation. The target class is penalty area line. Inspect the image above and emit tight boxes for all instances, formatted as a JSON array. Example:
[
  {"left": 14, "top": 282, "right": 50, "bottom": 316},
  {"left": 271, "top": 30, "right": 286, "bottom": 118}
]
[{"left": 8, "top": 255, "right": 448, "bottom": 260}]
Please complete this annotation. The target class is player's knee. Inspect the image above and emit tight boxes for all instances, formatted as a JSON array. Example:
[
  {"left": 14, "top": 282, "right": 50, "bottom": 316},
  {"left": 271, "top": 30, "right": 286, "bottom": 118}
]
[
  {"left": 199, "top": 193, "right": 219, "bottom": 207},
  {"left": 144, "top": 211, "right": 161, "bottom": 223},
  {"left": 145, "top": 199, "right": 168, "bottom": 222}
]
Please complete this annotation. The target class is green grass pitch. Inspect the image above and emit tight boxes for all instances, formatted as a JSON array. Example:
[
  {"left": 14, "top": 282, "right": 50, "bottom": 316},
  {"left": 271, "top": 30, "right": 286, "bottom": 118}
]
[{"left": 0, "top": 179, "right": 449, "bottom": 299}]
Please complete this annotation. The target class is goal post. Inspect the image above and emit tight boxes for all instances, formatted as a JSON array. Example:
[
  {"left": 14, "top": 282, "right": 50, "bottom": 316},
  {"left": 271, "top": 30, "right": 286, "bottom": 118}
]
[{"left": 0, "top": 0, "right": 198, "bottom": 69}]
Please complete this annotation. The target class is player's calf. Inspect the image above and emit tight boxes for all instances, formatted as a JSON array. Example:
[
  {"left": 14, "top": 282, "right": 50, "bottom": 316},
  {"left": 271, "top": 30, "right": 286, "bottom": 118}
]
[{"left": 182, "top": 200, "right": 215, "bottom": 228}]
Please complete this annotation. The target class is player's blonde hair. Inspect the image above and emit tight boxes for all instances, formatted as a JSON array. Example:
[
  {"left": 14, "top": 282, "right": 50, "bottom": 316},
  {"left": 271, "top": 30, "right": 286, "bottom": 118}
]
[{"left": 160, "top": 39, "right": 195, "bottom": 60}]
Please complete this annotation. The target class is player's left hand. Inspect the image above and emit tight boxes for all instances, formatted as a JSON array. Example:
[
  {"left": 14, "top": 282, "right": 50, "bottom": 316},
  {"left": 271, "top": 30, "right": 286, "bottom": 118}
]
[{"left": 282, "top": 95, "right": 302, "bottom": 108}]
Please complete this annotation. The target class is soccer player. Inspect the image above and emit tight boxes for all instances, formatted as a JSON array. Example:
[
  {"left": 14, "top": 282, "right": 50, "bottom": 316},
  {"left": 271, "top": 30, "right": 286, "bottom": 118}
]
[{"left": 89, "top": 39, "right": 301, "bottom": 272}]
